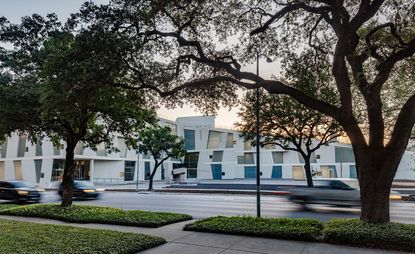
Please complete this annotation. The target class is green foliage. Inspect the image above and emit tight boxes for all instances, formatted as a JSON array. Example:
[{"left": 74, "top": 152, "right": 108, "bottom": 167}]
[
  {"left": 0, "top": 219, "right": 165, "bottom": 254},
  {"left": 0, "top": 204, "right": 192, "bottom": 228},
  {"left": 140, "top": 125, "right": 186, "bottom": 162},
  {"left": 184, "top": 216, "right": 324, "bottom": 242},
  {"left": 0, "top": 204, "right": 19, "bottom": 211},
  {"left": 323, "top": 219, "right": 415, "bottom": 252}
]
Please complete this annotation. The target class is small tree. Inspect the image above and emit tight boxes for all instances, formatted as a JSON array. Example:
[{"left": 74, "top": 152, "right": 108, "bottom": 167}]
[
  {"left": 139, "top": 125, "right": 186, "bottom": 191},
  {"left": 237, "top": 91, "right": 341, "bottom": 187}
]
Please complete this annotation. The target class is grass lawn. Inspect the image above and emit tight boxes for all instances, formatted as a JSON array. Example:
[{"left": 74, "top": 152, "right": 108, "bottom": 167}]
[
  {"left": 185, "top": 216, "right": 415, "bottom": 252},
  {"left": 184, "top": 216, "right": 324, "bottom": 241},
  {"left": 0, "top": 203, "right": 19, "bottom": 211},
  {"left": 0, "top": 204, "right": 192, "bottom": 227},
  {"left": 0, "top": 219, "right": 165, "bottom": 254}
]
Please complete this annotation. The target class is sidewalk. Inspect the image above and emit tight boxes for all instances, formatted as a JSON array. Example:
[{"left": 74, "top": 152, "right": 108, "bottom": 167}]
[{"left": 0, "top": 215, "right": 407, "bottom": 254}]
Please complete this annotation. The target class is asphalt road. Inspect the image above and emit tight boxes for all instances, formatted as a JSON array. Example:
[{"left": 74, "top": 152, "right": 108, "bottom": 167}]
[{"left": 40, "top": 191, "right": 415, "bottom": 223}]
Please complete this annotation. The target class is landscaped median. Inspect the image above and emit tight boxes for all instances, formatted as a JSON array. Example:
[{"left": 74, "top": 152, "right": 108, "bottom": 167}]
[
  {"left": 184, "top": 216, "right": 415, "bottom": 252},
  {"left": 0, "top": 219, "right": 165, "bottom": 254},
  {"left": 0, "top": 203, "right": 192, "bottom": 227}
]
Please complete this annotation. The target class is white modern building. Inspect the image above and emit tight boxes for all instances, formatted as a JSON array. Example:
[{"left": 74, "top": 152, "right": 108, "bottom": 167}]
[{"left": 0, "top": 116, "right": 414, "bottom": 187}]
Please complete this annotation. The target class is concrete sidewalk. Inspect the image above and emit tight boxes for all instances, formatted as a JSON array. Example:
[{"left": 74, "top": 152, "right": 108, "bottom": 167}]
[{"left": 0, "top": 215, "right": 407, "bottom": 254}]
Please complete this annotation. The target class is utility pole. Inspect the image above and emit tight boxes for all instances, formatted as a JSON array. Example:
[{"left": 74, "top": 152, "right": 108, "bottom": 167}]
[
  {"left": 256, "top": 50, "right": 261, "bottom": 218},
  {"left": 135, "top": 137, "right": 140, "bottom": 192}
]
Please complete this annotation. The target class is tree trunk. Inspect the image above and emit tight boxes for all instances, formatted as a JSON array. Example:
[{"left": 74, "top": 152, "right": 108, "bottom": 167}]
[
  {"left": 303, "top": 160, "right": 314, "bottom": 188},
  {"left": 61, "top": 138, "right": 78, "bottom": 207},
  {"left": 354, "top": 146, "right": 401, "bottom": 223},
  {"left": 148, "top": 162, "right": 159, "bottom": 191}
]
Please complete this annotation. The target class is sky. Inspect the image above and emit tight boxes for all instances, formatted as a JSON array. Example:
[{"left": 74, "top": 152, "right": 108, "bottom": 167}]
[{"left": 0, "top": 0, "right": 280, "bottom": 129}]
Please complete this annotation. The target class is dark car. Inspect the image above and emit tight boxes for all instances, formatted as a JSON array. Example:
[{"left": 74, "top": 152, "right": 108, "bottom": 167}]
[
  {"left": 58, "top": 181, "right": 100, "bottom": 199},
  {"left": 0, "top": 181, "right": 41, "bottom": 203}
]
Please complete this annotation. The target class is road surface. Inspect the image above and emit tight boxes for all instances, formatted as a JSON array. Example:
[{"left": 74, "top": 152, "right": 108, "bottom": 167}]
[{"left": 41, "top": 191, "right": 415, "bottom": 223}]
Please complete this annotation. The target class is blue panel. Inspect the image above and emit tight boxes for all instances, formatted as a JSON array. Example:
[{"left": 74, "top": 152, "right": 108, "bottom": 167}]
[
  {"left": 350, "top": 165, "right": 357, "bottom": 179},
  {"left": 184, "top": 129, "right": 195, "bottom": 150},
  {"left": 145, "top": 162, "right": 150, "bottom": 180},
  {"left": 271, "top": 166, "right": 282, "bottom": 179},
  {"left": 244, "top": 166, "right": 256, "bottom": 179},
  {"left": 211, "top": 164, "right": 222, "bottom": 180}
]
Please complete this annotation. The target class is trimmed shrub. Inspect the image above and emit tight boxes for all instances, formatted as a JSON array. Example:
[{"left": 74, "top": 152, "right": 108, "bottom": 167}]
[
  {"left": 323, "top": 218, "right": 415, "bottom": 252},
  {"left": 184, "top": 216, "right": 324, "bottom": 241},
  {"left": 0, "top": 204, "right": 192, "bottom": 227}
]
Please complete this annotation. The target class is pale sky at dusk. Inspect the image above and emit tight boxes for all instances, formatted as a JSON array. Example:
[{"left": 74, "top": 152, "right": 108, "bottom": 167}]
[{"left": 0, "top": 0, "right": 281, "bottom": 129}]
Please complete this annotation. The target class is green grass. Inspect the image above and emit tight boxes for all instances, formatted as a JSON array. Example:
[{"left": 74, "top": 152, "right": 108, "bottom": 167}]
[
  {"left": 0, "top": 204, "right": 192, "bottom": 227},
  {"left": 323, "top": 219, "right": 415, "bottom": 252},
  {"left": 184, "top": 216, "right": 324, "bottom": 241},
  {"left": 0, "top": 219, "right": 165, "bottom": 254}
]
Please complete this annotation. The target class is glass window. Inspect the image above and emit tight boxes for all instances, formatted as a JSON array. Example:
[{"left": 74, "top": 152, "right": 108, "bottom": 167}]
[
  {"left": 52, "top": 159, "right": 65, "bottom": 181},
  {"left": 237, "top": 153, "right": 254, "bottom": 164},
  {"left": 226, "top": 133, "right": 234, "bottom": 148},
  {"left": 118, "top": 137, "right": 128, "bottom": 158},
  {"left": 184, "top": 129, "right": 196, "bottom": 150},
  {"left": 212, "top": 151, "right": 223, "bottom": 162},
  {"left": 335, "top": 147, "right": 355, "bottom": 163},
  {"left": 124, "top": 161, "right": 135, "bottom": 181},
  {"left": 145, "top": 161, "right": 150, "bottom": 180},
  {"left": 272, "top": 152, "right": 284, "bottom": 164},
  {"left": 96, "top": 143, "right": 107, "bottom": 156},
  {"left": 34, "top": 159, "right": 42, "bottom": 183},
  {"left": 35, "top": 142, "right": 42, "bottom": 156},
  {"left": 183, "top": 152, "right": 199, "bottom": 178},
  {"left": 17, "top": 135, "right": 27, "bottom": 157},
  {"left": 207, "top": 131, "right": 222, "bottom": 149},
  {"left": 74, "top": 141, "right": 84, "bottom": 155}
]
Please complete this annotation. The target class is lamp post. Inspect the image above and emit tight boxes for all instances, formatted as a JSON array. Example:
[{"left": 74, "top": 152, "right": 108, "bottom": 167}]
[
  {"left": 135, "top": 137, "right": 140, "bottom": 192},
  {"left": 255, "top": 50, "right": 272, "bottom": 218}
]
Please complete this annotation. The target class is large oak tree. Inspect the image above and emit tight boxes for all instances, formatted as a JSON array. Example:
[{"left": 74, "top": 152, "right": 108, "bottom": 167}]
[{"left": 76, "top": 0, "right": 415, "bottom": 223}]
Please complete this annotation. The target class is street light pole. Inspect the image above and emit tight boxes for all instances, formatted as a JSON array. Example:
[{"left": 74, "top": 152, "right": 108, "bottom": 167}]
[
  {"left": 135, "top": 137, "right": 140, "bottom": 192},
  {"left": 256, "top": 50, "right": 261, "bottom": 218}
]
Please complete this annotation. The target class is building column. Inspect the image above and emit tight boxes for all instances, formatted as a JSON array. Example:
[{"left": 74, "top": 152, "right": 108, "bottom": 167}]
[{"left": 90, "top": 159, "right": 94, "bottom": 183}]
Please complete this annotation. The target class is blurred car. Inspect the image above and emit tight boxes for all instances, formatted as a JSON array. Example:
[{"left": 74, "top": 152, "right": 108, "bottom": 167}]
[
  {"left": 0, "top": 180, "right": 41, "bottom": 203},
  {"left": 286, "top": 178, "right": 401, "bottom": 209},
  {"left": 58, "top": 181, "right": 100, "bottom": 199}
]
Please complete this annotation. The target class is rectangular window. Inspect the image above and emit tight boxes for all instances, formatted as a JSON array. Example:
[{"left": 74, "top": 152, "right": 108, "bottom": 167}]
[
  {"left": 52, "top": 159, "right": 65, "bottom": 181},
  {"left": 145, "top": 162, "right": 150, "bottom": 180},
  {"left": 118, "top": 137, "right": 128, "bottom": 158},
  {"left": 53, "top": 145, "right": 60, "bottom": 156},
  {"left": 335, "top": 147, "right": 355, "bottom": 163},
  {"left": 184, "top": 129, "right": 196, "bottom": 150},
  {"left": 183, "top": 152, "right": 199, "bottom": 178},
  {"left": 124, "top": 161, "right": 135, "bottom": 181},
  {"left": 320, "top": 165, "right": 337, "bottom": 178},
  {"left": 292, "top": 166, "right": 305, "bottom": 180},
  {"left": 35, "top": 142, "right": 43, "bottom": 156},
  {"left": 34, "top": 159, "right": 42, "bottom": 183},
  {"left": 0, "top": 161, "right": 5, "bottom": 180},
  {"left": 225, "top": 133, "right": 234, "bottom": 148},
  {"left": 17, "top": 135, "right": 27, "bottom": 157},
  {"left": 14, "top": 161, "right": 23, "bottom": 180},
  {"left": 237, "top": 153, "right": 254, "bottom": 164},
  {"left": 74, "top": 141, "right": 84, "bottom": 155},
  {"left": 212, "top": 151, "right": 223, "bottom": 162},
  {"left": 96, "top": 143, "right": 106, "bottom": 156},
  {"left": 207, "top": 131, "right": 222, "bottom": 149},
  {"left": 143, "top": 153, "right": 151, "bottom": 159},
  {"left": 272, "top": 152, "right": 284, "bottom": 164}
]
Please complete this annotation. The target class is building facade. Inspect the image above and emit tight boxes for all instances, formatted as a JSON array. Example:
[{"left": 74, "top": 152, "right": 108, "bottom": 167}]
[{"left": 0, "top": 116, "right": 414, "bottom": 187}]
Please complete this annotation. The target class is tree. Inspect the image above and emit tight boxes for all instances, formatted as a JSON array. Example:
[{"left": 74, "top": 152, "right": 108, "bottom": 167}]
[
  {"left": 237, "top": 92, "right": 341, "bottom": 187},
  {"left": 237, "top": 51, "right": 342, "bottom": 187},
  {"left": 76, "top": 0, "right": 415, "bottom": 223},
  {"left": 0, "top": 15, "right": 155, "bottom": 206},
  {"left": 139, "top": 125, "right": 185, "bottom": 191}
]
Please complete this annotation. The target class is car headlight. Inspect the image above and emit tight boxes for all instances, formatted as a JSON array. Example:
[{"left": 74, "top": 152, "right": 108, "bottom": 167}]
[
  {"left": 389, "top": 194, "right": 402, "bottom": 200},
  {"left": 83, "top": 189, "right": 96, "bottom": 193},
  {"left": 17, "top": 190, "right": 29, "bottom": 195}
]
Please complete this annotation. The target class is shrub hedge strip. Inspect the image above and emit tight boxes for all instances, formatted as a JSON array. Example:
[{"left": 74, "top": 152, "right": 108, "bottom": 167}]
[
  {"left": 184, "top": 216, "right": 324, "bottom": 241},
  {"left": 0, "top": 204, "right": 192, "bottom": 228}
]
